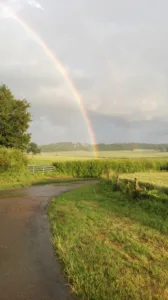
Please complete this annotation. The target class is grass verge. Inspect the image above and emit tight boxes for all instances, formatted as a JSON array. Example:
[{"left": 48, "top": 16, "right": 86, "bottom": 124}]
[
  {"left": 0, "top": 171, "right": 94, "bottom": 190},
  {"left": 48, "top": 181, "right": 168, "bottom": 300}
]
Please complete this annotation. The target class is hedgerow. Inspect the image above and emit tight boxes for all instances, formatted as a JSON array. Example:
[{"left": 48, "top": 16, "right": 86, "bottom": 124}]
[{"left": 53, "top": 158, "right": 168, "bottom": 178}]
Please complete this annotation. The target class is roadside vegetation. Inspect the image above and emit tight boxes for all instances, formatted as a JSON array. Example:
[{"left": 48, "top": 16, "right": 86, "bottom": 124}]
[
  {"left": 49, "top": 181, "right": 168, "bottom": 300},
  {"left": 0, "top": 148, "right": 91, "bottom": 189}
]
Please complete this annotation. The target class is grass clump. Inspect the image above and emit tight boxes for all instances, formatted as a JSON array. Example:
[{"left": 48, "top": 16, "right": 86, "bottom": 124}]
[
  {"left": 48, "top": 182, "right": 168, "bottom": 299},
  {"left": 0, "top": 172, "right": 89, "bottom": 190}
]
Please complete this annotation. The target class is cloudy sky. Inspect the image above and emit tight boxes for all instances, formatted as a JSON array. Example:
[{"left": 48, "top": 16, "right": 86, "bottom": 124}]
[{"left": 0, "top": 0, "right": 168, "bottom": 145}]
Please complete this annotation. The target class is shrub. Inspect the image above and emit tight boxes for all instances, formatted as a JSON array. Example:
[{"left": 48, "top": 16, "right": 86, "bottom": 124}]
[{"left": 0, "top": 148, "right": 28, "bottom": 172}]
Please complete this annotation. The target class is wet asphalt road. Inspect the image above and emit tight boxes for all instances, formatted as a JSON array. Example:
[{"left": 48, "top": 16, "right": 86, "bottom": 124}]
[{"left": 0, "top": 182, "right": 97, "bottom": 300}]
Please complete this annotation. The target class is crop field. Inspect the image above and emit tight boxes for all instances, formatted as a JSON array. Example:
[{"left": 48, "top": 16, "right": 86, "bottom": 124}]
[
  {"left": 28, "top": 150, "right": 168, "bottom": 166},
  {"left": 28, "top": 151, "right": 94, "bottom": 165},
  {"left": 121, "top": 172, "right": 168, "bottom": 188}
]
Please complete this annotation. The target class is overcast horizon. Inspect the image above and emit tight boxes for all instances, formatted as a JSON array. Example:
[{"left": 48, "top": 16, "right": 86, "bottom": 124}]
[{"left": 1, "top": 1, "right": 168, "bottom": 145}]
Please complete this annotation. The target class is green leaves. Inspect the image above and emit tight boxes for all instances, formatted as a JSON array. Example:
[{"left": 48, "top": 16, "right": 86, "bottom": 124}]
[
  {"left": 0, "top": 148, "right": 28, "bottom": 172},
  {"left": 27, "top": 142, "right": 41, "bottom": 155}
]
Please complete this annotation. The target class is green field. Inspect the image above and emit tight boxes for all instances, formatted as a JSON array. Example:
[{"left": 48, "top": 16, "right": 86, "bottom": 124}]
[
  {"left": 28, "top": 151, "right": 95, "bottom": 165},
  {"left": 49, "top": 182, "right": 168, "bottom": 299},
  {"left": 28, "top": 150, "right": 168, "bottom": 166},
  {"left": 121, "top": 172, "right": 168, "bottom": 188}
]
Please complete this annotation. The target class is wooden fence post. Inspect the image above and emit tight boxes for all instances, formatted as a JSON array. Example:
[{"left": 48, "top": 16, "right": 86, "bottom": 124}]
[
  {"left": 106, "top": 170, "right": 110, "bottom": 180},
  {"left": 133, "top": 177, "right": 139, "bottom": 199},
  {"left": 134, "top": 178, "right": 139, "bottom": 191},
  {"left": 116, "top": 174, "right": 119, "bottom": 191}
]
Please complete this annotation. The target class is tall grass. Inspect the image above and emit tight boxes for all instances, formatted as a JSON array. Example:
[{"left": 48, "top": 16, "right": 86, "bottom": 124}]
[{"left": 53, "top": 158, "right": 168, "bottom": 177}]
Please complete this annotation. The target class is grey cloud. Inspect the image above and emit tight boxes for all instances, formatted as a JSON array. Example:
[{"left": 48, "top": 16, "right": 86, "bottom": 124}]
[
  {"left": 1, "top": 0, "right": 168, "bottom": 144},
  {"left": 27, "top": 0, "right": 44, "bottom": 10}
]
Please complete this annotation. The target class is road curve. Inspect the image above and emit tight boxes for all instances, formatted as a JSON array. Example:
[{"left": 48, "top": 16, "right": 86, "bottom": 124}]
[{"left": 0, "top": 181, "right": 97, "bottom": 300}]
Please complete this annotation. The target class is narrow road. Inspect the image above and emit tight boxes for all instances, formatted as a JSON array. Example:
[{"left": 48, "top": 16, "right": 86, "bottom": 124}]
[{"left": 0, "top": 181, "right": 97, "bottom": 300}]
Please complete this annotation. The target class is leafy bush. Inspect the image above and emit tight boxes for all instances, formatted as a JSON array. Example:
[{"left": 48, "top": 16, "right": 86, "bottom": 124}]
[{"left": 0, "top": 148, "right": 28, "bottom": 172}]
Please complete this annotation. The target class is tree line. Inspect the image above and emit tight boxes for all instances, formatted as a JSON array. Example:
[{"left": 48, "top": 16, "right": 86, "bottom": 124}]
[
  {"left": 96, "top": 143, "right": 168, "bottom": 152},
  {"left": 41, "top": 142, "right": 168, "bottom": 152}
]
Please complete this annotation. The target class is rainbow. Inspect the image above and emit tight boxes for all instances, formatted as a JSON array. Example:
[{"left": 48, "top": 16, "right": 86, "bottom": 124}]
[{"left": 6, "top": 7, "right": 98, "bottom": 156}]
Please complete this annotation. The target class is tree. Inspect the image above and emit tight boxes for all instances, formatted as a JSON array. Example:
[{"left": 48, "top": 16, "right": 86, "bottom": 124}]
[
  {"left": 27, "top": 142, "right": 41, "bottom": 155},
  {"left": 0, "top": 84, "right": 31, "bottom": 150}
]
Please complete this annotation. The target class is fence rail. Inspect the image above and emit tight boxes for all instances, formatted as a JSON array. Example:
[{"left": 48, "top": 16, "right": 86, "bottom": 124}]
[{"left": 28, "top": 165, "right": 55, "bottom": 173}]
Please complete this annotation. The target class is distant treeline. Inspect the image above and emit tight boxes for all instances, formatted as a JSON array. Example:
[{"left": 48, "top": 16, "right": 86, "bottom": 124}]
[
  {"left": 40, "top": 142, "right": 168, "bottom": 152},
  {"left": 96, "top": 143, "right": 168, "bottom": 152},
  {"left": 40, "top": 142, "right": 93, "bottom": 152}
]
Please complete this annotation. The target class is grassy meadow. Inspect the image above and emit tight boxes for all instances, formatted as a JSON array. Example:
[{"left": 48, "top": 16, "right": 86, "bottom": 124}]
[
  {"left": 49, "top": 182, "right": 168, "bottom": 300},
  {"left": 121, "top": 172, "right": 168, "bottom": 188},
  {"left": 28, "top": 151, "right": 94, "bottom": 166},
  {"left": 28, "top": 150, "right": 168, "bottom": 166}
]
